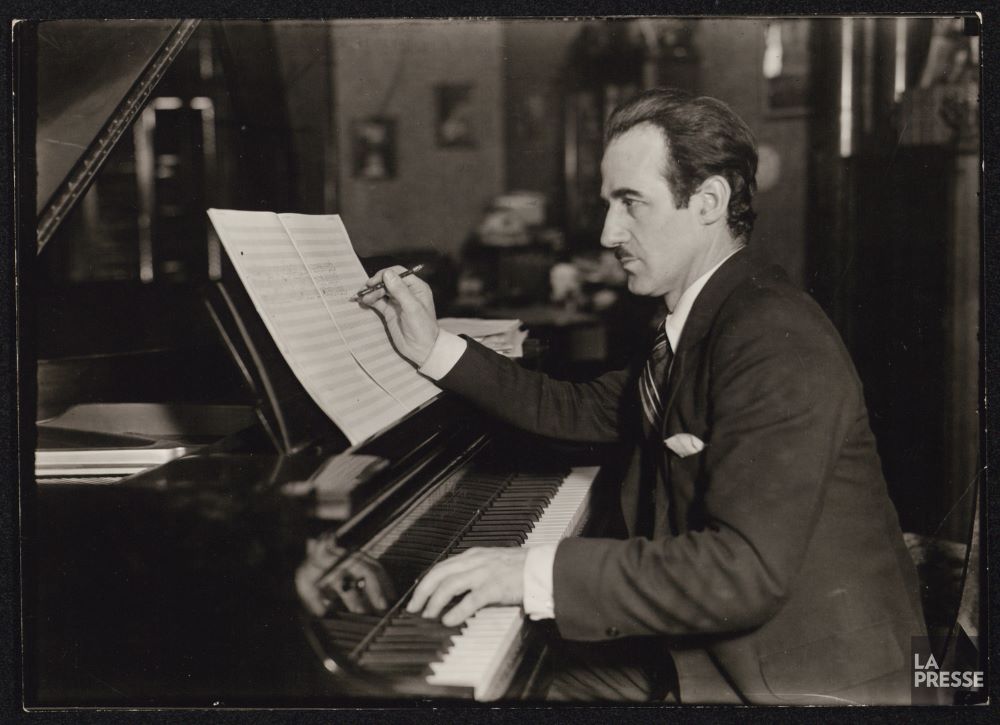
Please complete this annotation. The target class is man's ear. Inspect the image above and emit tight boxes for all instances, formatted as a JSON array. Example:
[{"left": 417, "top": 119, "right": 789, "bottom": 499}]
[{"left": 692, "top": 175, "right": 731, "bottom": 226}]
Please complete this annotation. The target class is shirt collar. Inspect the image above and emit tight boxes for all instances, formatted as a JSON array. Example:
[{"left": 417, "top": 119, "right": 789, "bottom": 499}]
[{"left": 664, "top": 247, "right": 744, "bottom": 351}]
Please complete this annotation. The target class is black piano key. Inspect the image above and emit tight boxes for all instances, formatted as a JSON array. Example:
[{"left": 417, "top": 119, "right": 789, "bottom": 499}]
[
  {"left": 478, "top": 506, "right": 541, "bottom": 513},
  {"left": 464, "top": 523, "right": 529, "bottom": 532},
  {"left": 359, "top": 652, "right": 447, "bottom": 667},
  {"left": 496, "top": 495, "right": 552, "bottom": 504},
  {"left": 459, "top": 484, "right": 507, "bottom": 495},
  {"left": 365, "top": 643, "right": 450, "bottom": 656},
  {"left": 486, "top": 498, "right": 544, "bottom": 507},
  {"left": 383, "top": 545, "right": 442, "bottom": 558},
  {"left": 361, "top": 664, "right": 433, "bottom": 676},
  {"left": 380, "top": 619, "right": 457, "bottom": 631},
  {"left": 386, "top": 615, "right": 462, "bottom": 631},
  {"left": 382, "top": 565, "right": 423, "bottom": 582},
  {"left": 380, "top": 557, "right": 432, "bottom": 572},
  {"left": 374, "top": 630, "right": 456, "bottom": 643},
  {"left": 322, "top": 616, "right": 382, "bottom": 631},
  {"left": 391, "top": 535, "right": 451, "bottom": 549},
  {"left": 458, "top": 536, "right": 523, "bottom": 553},
  {"left": 391, "top": 533, "right": 455, "bottom": 548},
  {"left": 468, "top": 522, "right": 531, "bottom": 531},
  {"left": 328, "top": 637, "right": 366, "bottom": 650},
  {"left": 442, "top": 500, "right": 484, "bottom": 510},
  {"left": 475, "top": 514, "right": 539, "bottom": 523},
  {"left": 333, "top": 612, "right": 390, "bottom": 623},
  {"left": 460, "top": 532, "right": 526, "bottom": 543},
  {"left": 411, "top": 522, "right": 471, "bottom": 535},
  {"left": 485, "top": 504, "right": 544, "bottom": 517}
]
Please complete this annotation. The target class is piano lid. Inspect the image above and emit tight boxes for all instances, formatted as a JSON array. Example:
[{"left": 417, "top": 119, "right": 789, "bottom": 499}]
[{"left": 35, "top": 19, "right": 199, "bottom": 253}]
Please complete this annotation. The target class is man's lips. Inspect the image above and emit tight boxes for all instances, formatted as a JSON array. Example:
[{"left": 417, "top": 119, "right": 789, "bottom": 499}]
[{"left": 616, "top": 252, "right": 638, "bottom": 267}]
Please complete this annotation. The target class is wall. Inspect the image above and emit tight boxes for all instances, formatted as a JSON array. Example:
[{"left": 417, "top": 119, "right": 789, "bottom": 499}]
[
  {"left": 502, "top": 20, "right": 581, "bottom": 209},
  {"left": 330, "top": 20, "right": 504, "bottom": 258},
  {"left": 698, "top": 19, "right": 809, "bottom": 288}
]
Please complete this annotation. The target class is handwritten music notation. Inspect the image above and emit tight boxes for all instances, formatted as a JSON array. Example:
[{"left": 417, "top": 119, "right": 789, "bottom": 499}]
[{"left": 207, "top": 209, "right": 439, "bottom": 445}]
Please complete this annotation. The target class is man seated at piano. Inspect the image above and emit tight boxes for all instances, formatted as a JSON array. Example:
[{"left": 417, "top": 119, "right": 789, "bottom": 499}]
[{"left": 352, "top": 88, "right": 927, "bottom": 704}]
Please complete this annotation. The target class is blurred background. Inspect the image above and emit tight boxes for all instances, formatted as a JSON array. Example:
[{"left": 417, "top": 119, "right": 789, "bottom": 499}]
[{"left": 31, "top": 17, "right": 980, "bottom": 557}]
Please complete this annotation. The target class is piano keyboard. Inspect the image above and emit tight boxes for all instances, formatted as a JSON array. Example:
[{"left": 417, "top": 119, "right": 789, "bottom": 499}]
[
  {"left": 310, "top": 463, "right": 597, "bottom": 700},
  {"left": 426, "top": 466, "right": 596, "bottom": 700}
]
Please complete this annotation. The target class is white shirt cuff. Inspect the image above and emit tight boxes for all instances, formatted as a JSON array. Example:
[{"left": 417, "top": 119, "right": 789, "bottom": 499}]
[
  {"left": 417, "top": 330, "right": 467, "bottom": 380},
  {"left": 522, "top": 543, "right": 557, "bottom": 620}
]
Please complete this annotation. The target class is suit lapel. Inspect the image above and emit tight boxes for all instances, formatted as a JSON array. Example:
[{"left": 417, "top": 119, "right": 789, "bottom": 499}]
[{"left": 659, "top": 248, "right": 771, "bottom": 432}]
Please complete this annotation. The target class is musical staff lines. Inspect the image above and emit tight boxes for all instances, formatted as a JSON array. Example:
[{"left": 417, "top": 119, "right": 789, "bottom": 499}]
[{"left": 208, "top": 209, "right": 439, "bottom": 444}]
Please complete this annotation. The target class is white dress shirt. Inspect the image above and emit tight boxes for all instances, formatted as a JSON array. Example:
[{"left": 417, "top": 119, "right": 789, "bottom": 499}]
[{"left": 418, "top": 248, "right": 742, "bottom": 620}]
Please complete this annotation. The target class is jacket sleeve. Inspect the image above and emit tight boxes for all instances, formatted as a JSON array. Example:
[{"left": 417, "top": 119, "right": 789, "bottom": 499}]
[
  {"left": 552, "top": 289, "right": 860, "bottom": 639},
  {"left": 437, "top": 337, "right": 639, "bottom": 443}
]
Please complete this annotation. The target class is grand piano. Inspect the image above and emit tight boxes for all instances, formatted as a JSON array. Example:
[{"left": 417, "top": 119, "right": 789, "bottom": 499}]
[{"left": 22, "top": 20, "right": 621, "bottom": 706}]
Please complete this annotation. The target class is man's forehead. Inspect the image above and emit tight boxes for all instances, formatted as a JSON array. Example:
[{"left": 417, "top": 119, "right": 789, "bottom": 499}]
[
  {"left": 606, "top": 123, "right": 668, "bottom": 156},
  {"left": 601, "top": 124, "right": 669, "bottom": 193}
]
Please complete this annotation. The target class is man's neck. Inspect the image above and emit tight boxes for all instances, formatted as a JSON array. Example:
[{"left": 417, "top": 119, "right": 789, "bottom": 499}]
[
  {"left": 661, "top": 243, "right": 744, "bottom": 351},
  {"left": 664, "top": 237, "right": 744, "bottom": 312}
]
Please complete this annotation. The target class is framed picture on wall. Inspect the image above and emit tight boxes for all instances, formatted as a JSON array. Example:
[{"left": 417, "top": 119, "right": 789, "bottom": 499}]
[
  {"left": 762, "top": 19, "right": 811, "bottom": 117},
  {"left": 435, "top": 83, "right": 476, "bottom": 148},
  {"left": 352, "top": 116, "right": 396, "bottom": 180}
]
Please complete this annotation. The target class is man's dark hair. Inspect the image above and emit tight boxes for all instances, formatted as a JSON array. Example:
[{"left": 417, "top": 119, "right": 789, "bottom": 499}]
[{"left": 605, "top": 88, "right": 758, "bottom": 242}]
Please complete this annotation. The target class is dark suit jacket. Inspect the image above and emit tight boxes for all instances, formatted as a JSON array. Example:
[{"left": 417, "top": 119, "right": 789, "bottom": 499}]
[{"left": 437, "top": 249, "right": 926, "bottom": 704}]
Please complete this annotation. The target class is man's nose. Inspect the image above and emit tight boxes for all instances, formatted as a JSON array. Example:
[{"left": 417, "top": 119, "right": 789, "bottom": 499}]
[{"left": 600, "top": 208, "right": 628, "bottom": 249}]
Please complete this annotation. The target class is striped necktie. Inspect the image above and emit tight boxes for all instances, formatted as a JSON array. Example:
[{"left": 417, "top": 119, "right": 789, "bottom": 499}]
[{"left": 639, "top": 321, "right": 673, "bottom": 432}]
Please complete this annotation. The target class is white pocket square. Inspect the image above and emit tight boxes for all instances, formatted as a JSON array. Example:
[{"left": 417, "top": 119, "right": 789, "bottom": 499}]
[{"left": 664, "top": 433, "right": 705, "bottom": 458}]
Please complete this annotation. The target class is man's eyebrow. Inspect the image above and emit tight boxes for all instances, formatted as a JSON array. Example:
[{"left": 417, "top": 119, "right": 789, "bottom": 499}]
[{"left": 608, "top": 187, "right": 643, "bottom": 200}]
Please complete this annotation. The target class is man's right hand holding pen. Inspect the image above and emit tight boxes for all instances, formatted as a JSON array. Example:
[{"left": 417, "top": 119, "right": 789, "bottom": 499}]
[{"left": 358, "top": 265, "right": 441, "bottom": 366}]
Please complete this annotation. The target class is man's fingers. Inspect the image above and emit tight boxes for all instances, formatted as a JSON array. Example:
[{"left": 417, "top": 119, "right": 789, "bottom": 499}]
[
  {"left": 421, "top": 569, "right": 486, "bottom": 619},
  {"left": 363, "top": 265, "right": 408, "bottom": 289},
  {"left": 441, "top": 588, "right": 492, "bottom": 627},
  {"left": 354, "top": 556, "right": 392, "bottom": 611},
  {"left": 357, "top": 272, "right": 419, "bottom": 317},
  {"left": 316, "top": 567, "right": 370, "bottom": 614},
  {"left": 405, "top": 548, "right": 521, "bottom": 623},
  {"left": 358, "top": 286, "right": 388, "bottom": 305},
  {"left": 381, "top": 270, "right": 424, "bottom": 313},
  {"left": 364, "top": 265, "right": 431, "bottom": 297},
  {"left": 361, "top": 290, "right": 399, "bottom": 322},
  {"left": 406, "top": 550, "right": 482, "bottom": 613},
  {"left": 406, "top": 559, "right": 465, "bottom": 613},
  {"left": 295, "top": 569, "right": 329, "bottom": 616},
  {"left": 371, "top": 564, "right": 396, "bottom": 609},
  {"left": 365, "top": 581, "right": 388, "bottom": 612},
  {"left": 338, "top": 586, "right": 369, "bottom": 614},
  {"left": 356, "top": 265, "right": 407, "bottom": 305}
]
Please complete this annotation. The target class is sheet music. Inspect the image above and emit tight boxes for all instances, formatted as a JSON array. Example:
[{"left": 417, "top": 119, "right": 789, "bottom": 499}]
[
  {"left": 207, "top": 209, "right": 439, "bottom": 445},
  {"left": 278, "top": 214, "right": 440, "bottom": 409}
]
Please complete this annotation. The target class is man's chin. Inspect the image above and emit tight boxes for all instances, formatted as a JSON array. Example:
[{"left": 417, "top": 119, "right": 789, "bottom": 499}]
[
  {"left": 626, "top": 277, "right": 668, "bottom": 299},
  {"left": 625, "top": 276, "right": 650, "bottom": 296}
]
